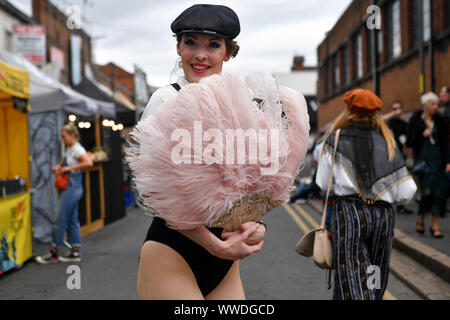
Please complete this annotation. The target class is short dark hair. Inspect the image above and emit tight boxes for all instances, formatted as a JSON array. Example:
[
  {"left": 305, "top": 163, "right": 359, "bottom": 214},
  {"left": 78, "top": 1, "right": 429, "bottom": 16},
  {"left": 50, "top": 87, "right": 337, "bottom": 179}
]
[
  {"left": 391, "top": 100, "right": 402, "bottom": 107},
  {"left": 175, "top": 33, "right": 240, "bottom": 58}
]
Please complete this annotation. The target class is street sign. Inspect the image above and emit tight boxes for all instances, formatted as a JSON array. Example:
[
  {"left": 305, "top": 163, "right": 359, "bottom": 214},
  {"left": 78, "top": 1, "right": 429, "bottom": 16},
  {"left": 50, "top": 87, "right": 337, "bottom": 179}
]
[{"left": 12, "top": 25, "right": 46, "bottom": 66}]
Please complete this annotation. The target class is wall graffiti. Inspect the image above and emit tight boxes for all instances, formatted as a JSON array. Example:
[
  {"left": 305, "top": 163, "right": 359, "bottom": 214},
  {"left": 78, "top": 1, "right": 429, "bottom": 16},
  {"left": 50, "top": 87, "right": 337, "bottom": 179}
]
[{"left": 29, "top": 112, "right": 63, "bottom": 242}]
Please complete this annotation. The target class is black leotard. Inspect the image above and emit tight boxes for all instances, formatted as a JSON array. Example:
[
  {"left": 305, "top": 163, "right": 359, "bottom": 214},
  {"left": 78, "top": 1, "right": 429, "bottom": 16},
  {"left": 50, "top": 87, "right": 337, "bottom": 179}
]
[{"left": 144, "top": 217, "right": 234, "bottom": 296}]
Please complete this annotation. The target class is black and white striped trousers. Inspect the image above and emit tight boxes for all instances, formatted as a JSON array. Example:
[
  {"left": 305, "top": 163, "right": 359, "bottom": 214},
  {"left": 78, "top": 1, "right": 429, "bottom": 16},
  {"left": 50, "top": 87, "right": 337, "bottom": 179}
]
[{"left": 330, "top": 196, "right": 395, "bottom": 300}]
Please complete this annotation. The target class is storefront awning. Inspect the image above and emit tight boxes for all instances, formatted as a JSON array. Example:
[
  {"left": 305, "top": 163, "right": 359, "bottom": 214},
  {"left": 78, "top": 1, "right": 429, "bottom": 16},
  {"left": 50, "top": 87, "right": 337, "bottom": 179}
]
[
  {"left": 0, "top": 50, "right": 115, "bottom": 118},
  {"left": 74, "top": 77, "right": 136, "bottom": 127},
  {"left": 113, "top": 91, "right": 136, "bottom": 111}
]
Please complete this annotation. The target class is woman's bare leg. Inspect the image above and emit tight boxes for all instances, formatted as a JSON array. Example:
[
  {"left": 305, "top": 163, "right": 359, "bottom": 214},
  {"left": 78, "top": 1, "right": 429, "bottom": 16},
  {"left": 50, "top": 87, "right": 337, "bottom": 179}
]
[
  {"left": 431, "top": 216, "right": 443, "bottom": 236},
  {"left": 137, "top": 241, "right": 204, "bottom": 300},
  {"left": 205, "top": 261, "right": 246, "bottom": 300}
]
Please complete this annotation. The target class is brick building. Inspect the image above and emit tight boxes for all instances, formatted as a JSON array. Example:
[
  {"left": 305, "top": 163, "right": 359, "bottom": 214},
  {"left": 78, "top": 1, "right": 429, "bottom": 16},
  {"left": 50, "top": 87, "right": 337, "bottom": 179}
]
[
  {"left": 317, "top": 0, "right": 450, "bottom": 129},
  {"left": 32, "top": 0, "right": 93, "bottom": 85},
  {"left": 94, "top": 62, "right": 155, "bottom": 121},
  {"left": 93, "top": 62, "right": 135, "bottom": 105}
]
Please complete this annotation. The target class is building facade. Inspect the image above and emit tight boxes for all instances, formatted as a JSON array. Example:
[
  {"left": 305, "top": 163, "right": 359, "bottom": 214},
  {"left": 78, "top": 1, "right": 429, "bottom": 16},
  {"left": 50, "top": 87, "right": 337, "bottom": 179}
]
[
  {"left": 317, "top": 0, "right": 450, "bottom": 129},
  {"left": 93, "top": 62, "right": 135, "bottom": 106},
  {"left": 0, "top": 0, "right": 38, "bottom": 51},
  {"left": 32, "top": 0, "right": 93, "bottom": 85}
]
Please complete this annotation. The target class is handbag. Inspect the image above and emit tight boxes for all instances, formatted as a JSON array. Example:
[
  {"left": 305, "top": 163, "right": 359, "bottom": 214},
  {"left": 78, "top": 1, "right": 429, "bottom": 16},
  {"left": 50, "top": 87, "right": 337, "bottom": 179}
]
[
  {"left": 54, "top": 172, "right": 69, "bottom": 191},
  {"left": 412, "top": 135, "right": 432, "bottom": 175},
  {"left": 412, "top": 161, "right": 428, "bottom": 175},
  {"left": 296, "top": 129, "right": 341, "bottom": 270}
]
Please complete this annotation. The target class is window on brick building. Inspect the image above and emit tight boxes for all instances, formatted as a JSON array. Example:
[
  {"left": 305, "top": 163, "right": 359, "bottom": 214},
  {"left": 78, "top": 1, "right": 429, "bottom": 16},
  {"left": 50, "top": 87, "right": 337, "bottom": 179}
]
[
  {"left": 386, "top": 0, "right": 400, "bottom": 60},
  {"left": 391, "top": 0, "right": 402, "bottom": 58},
  {"left": 423, "top": 0, "right": 431, "bottom": 41},
  {"left": 447, "top": 0, "right": 450, "bottom": 28},
  {"left": 4, "top": 30, "right": 12, "bottom": 51},
  {"left": 378, "top": 30, "right": 383, "bottom": 54},
  {"left": 411, "top": 0, "right": 432, "bottom": 47},
  {"left": 365, "top": 28, "right": 373, "bottom": 75},
  {"left": 325, "top": 62, "right": 331, "bottom": 96},
  {"left": 411, "top": 0, "right": 420, "bottom": 48},
  {"left": 333, "top": 53, "right": 340, "bottom": 91},
  {"left": 328, "top": 60, "right": 333, "bottom": 94},
  {"left": 353, "top": 33, "right": 363, "bottom": 79},
  {"left": 342, "top": 45, "right": 350, "bottom": 86},
  {"left": 320, "top": 66, "right": 327, "bottom": 99}
]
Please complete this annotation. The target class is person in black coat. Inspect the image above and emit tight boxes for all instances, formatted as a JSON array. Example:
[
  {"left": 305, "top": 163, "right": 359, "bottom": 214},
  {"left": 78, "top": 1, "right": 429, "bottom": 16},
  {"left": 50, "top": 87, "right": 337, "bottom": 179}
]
[
  {"left": 384, "top": 101, "right": 413, "bottom": 214},
  {"left": 406, "top": 92, "right": 448, "bottom": 238}
]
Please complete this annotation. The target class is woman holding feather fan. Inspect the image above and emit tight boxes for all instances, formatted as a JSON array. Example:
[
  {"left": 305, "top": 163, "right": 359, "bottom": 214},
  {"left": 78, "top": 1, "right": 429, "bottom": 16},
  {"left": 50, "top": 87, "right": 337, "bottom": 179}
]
[
  {"left": 127, "top": 4, "right": 309, "bottom": 300},
  {"left": 316, "top": 89, "right": 416, "bottom": 300}
]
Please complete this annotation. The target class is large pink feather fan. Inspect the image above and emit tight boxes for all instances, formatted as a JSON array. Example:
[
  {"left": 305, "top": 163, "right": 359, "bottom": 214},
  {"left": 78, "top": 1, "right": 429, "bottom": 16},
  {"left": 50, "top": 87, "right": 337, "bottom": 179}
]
[{"left": 127, "top": 73, "right": 310, "bottom": 230}]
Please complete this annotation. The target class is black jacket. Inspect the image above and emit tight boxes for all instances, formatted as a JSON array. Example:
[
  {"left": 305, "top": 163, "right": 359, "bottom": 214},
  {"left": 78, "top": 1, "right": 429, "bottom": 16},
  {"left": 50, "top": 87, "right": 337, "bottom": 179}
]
[
  {"left": 388, "top": 117, "right": 408, "bottom": 149},
  {"left": 406, "top": 110, "right": 449, "bottom": 165}
]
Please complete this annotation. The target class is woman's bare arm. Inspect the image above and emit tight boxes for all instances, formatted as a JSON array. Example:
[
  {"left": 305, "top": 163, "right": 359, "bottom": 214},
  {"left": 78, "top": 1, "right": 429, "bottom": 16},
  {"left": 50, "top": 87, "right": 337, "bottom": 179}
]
[
  {"left": 179, "top": 224, "right": 264, "bottom": 261},
  {"left": 61, "top": 154, "right": 93, "bottom": 172}
]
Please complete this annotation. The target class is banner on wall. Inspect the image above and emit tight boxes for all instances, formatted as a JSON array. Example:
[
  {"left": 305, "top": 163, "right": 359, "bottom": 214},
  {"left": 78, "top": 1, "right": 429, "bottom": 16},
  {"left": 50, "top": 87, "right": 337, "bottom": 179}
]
[{"left": 0, "top": 193, "right": 32, "bottom": 275}]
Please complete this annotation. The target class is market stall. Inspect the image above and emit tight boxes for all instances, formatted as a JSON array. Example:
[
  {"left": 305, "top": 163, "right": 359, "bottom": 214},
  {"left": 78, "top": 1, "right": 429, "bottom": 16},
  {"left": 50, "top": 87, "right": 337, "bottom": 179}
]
[
  {"left": 0, "top": 50, "right": 116, "bottom": 242},
  {"left": 0, "top": 61, "right": 32, "bottom": 275}
]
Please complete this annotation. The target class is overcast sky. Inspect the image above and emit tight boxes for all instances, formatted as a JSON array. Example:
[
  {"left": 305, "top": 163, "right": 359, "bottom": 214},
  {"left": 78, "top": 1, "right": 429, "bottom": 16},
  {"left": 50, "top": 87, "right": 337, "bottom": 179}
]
[{"left": 7, "top": 0, "right": 352, "bottom": 88}]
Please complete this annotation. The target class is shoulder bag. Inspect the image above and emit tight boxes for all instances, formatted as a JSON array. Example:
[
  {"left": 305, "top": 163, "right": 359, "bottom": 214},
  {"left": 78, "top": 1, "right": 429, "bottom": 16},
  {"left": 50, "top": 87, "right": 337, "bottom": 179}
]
[{"left": 295, "top": 129, "right": 341, "bottom": 270}]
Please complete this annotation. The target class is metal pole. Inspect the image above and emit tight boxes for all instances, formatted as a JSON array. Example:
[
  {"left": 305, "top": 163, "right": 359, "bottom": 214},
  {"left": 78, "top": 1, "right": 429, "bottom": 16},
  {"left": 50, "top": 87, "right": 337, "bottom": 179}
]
[{"left": 371, "top": 0, "right": 379, "bottom": 96}]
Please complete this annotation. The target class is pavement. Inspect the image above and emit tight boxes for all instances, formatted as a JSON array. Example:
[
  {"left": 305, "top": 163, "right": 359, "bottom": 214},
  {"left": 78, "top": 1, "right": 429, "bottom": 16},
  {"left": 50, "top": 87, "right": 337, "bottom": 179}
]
[{"left": 0, "top": 204, "right": 424, "bottom": 300}]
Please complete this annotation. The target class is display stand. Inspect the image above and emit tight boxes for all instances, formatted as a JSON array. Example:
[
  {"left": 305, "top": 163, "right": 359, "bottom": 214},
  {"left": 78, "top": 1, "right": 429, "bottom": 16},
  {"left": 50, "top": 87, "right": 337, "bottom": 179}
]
[
  {"left": 78, "top": 118, "right": 107, "bottom": 237},
  {"left": 80, "top": 162, "right": 106, "bottom": 237}
]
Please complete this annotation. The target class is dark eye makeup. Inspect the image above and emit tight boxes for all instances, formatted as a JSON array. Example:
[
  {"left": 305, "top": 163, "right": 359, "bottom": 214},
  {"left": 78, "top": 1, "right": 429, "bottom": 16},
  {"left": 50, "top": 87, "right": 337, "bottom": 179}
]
[{"left": 209, "top": 42, "right": 221, "bottom": 48}]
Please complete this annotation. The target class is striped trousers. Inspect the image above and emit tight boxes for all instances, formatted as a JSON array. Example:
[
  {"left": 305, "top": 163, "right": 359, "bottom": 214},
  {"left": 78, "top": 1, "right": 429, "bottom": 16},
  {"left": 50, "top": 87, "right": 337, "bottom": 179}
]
[{"left": 330, "top": 196, "right": 395, "bottom": 300}]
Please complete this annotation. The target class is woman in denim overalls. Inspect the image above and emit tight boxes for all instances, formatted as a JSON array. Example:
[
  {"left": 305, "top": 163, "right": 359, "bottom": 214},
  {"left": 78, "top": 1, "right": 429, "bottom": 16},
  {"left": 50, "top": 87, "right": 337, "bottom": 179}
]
[{"left": 36, "top": 123, "right": 93, "bottom": 264}]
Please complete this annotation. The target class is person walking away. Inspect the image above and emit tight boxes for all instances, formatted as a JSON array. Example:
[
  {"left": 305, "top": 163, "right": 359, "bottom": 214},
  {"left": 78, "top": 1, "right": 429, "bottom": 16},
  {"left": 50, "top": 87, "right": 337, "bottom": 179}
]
[{"left": 316, "top": 89, "right": 417, "bottom": 300}]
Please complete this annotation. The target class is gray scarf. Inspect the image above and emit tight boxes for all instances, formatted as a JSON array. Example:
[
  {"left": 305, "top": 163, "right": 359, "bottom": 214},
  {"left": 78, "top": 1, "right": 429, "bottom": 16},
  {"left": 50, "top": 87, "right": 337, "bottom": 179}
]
[{"left": 323, "top": 126, "right": 410, "bottom": 200}]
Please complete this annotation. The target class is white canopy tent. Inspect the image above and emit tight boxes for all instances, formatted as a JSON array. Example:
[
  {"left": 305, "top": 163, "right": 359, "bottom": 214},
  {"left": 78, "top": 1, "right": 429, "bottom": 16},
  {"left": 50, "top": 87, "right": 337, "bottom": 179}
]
[{"left": 0, "top": 50, "right": 115, "bottom": 118}]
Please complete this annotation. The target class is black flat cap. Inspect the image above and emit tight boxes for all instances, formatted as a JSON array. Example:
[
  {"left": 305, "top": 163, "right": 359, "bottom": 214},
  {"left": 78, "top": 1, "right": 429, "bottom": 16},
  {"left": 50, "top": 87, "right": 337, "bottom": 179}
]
[{"left": 171, "top": 4, "right": 240, "bottom": 39}]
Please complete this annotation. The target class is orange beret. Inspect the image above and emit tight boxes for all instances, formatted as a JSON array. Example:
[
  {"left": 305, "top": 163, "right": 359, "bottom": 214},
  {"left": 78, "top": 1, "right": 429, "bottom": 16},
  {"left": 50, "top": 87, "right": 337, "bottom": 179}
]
[{"left": 344, "top": 89, "right": 382, "bottom": 116}]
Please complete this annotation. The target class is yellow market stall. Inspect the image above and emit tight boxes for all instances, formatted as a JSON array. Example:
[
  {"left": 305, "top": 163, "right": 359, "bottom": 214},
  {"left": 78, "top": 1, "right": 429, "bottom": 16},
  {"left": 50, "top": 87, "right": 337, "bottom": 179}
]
[{"left": 0, "top": 61, "right": 32, "bottom": 275}]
